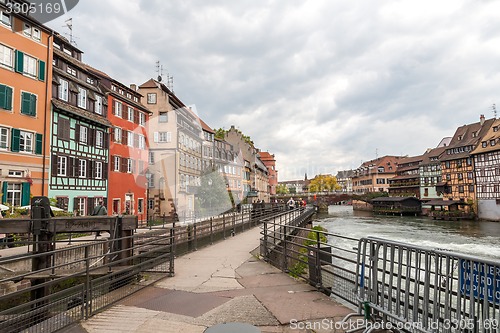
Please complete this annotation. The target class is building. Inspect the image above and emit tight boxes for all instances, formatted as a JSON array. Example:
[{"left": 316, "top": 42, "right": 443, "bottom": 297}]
[
  {"left": 49, "top": 34, "right": 112, "bottom": 214},
  {"left": 419, "top": 146, "right": 447, "bottom": 201},
  {"left": 336, "top": 170, "right": 354, "bottom": 193},
  {"left": 258, "top": 152, "right": 278, "bottom": 196},
  {"left": 388, "top": 155, "right": 424, "bottom": 198},
  {"left": 138, "top": 79, "right": 202, "bottom": 220},
  {"left": 352, "top": 156, "right": 403, "bottom": 193},
  {"left": 471, "top": 118, "right": 500, "bottom": 220},
  {"left": 438, "top": 115, "right": 494, "bottom": 215},
  {"left": 200, "top": 119, "right": 215, "bottom": 171},
  {"left": 0, "top": 3, "right": 52, "bottom": 207},
  {"left": 214, "top": 137, "right": 242, "bottom": 202},
  {"left": 87, "top": 67, "right": 151, "bottom": 223},
  {"left": 279, "top": 176, "right": 310, "bottom": 195},
  {"left": 254, "top": 155, "right": 269, "bottom": 202}
]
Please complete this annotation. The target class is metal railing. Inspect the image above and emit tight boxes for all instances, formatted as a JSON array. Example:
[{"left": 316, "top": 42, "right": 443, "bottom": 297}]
[{"left": 0, "top": 205, "right": 286, "bottom": 332}]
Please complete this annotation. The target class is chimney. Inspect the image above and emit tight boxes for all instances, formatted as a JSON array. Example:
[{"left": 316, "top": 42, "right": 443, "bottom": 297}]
[
  {"left": 480, "top": 114, "right": 485, "bottom": 126},
  {"left": 130, "top": 84, "right": 137, "bottom": 91}
]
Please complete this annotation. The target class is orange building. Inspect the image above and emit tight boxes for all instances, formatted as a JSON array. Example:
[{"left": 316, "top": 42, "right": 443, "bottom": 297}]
[
  {"left": 258, "top": 151, "right": 278, "bottom": 196},
  {"left": 0, "top": 4, "right": 52, "bottom": 207},
  {"left": 87, "top": 68, "right": 151, "bottom": 223}
]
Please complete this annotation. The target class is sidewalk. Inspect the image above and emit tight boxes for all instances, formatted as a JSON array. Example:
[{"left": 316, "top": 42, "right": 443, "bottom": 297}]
[{"left": 64, "top": 226, "right": 353, "bottom": 333}]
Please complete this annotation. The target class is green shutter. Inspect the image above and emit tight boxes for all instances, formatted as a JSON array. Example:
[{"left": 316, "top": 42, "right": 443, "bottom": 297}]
[
  {"left": 1, "top": 182, "right": 7, "bottom": 204},
  {"left": 5, "top": 86, "right": 12, "bottom": 110},
  {"left": 0, "top": 85, "right": 6, "bottom": 109},
  {"left": 15, "top": 50, "right": 24, "bottom": 73},
  {"left": 38, "top": 60, "right": 46, "bottom": 81},
  {"left": 21, "top": 183, "right": 30, "bottom": 206},
  {"left": 30, "top": 94, "right": 37, "bottom": 116},
  {"left": 11, "top": 129, "right": 20, "bottom": 152},
  {"left": 35, "top": 133, "right": 43, "bottom": 155}
]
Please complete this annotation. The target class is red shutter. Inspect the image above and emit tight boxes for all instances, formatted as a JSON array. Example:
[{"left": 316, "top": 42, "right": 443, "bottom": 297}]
[
  {"left": 121, "top": 158, "right": 127, "bottom": 173},
  {"left": 123, "top": 106, "right": 128, "bottom": 121},
  {"left": 112, "top": 99, "right": 116, "bottom": 115},
  {"left": 121, "top": 130, "right": 127, "bottom": 145},
  {"left": 110, "top": 155, "right": 115, "bottom": 171},
  {"left": 134, "top": 109, "right": 139, "bottom": 124}
]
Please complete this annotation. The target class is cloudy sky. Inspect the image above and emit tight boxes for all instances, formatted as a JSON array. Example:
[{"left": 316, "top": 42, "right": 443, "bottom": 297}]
[{"left": 47, "top": 0, "right": 500, "bottom": 181}]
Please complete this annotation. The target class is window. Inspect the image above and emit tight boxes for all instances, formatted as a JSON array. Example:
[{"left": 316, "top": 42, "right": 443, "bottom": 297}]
[
  {"left": 458, "top": 186, "right": 464, "bottom": 193},
  {"left": 66, "top": 66, "right": 76, "bottom": 76},
  {"left": 482, "top": 141, "right": 487, "bottom": 148},
  {"left": 96, "top": 162, "right": 103, "bottom": 179},
  {"left": 19, "top": 130, "right": 33, "bottom": 153},
  {"left": 127, "top": 159, "right": 133, "bottom": 173},
  {"left": 8, "top": 170, "right": 23, "bottom": 177},
  {"left": 0, "top": 126, "right": 8, "bottom": 149},
  {"left": 6, "top": 183, "right": 22, "bottom": 207},
  {"left": 138, "top": 198, "right": 144, "bottom": 214},
  {"left": 149, "top": 152, "right": 155, "bottom": 165},
  {"left": 20, "top": 92, "right": 37, "bottom": 116},
  {"left": 456, "top": 160, "right": 462, "bottom": 167},
  {"left": 76, "top": 197, "right": 86, "bottom": 216},
  {"left": 468, "top": 172, "right": 474, "bottom": 180},
  {"left": 154, "top": 131, "right": 171, "bottom": 143},
  {"left": 491, "top": 139, "right": 496, "bottom": 147},
  {"left": 445, "top": 161, "right": 451, "bottom": 169},
  {"left": 78, "top": 87, "right": 87, "bottom": 109},
  {"left": 79, "top": 126, "right": 88, "bottom": 144},
  {"left": 469, "top": 185, "right": 475, "bottom": 193},
  {"left": 147, "top": 173, "right": 154, "bottom": 188},
  {"left": 86, "top": 77, "right": 94, "bottom": 85},
  {"left": 139, "top": 112, "right": 145, "bottom": 126},
  {"left": 96, "top": 130, "right": 104, "bottom": 147},
  {"left": 59, "top": 79, "right": 68, "bottom": 101},
  {"left": 159, "top": 112, "right": 168, "bottom": 123},
  {"left": 0, "top": 44, "right": 13, "bottom": 68},
  {"left": 114, "top": 101, "right": 122, "bottom": 117},
  {"left": 57, "top": 156, "right": 67, "bottom": 176},
  {"left": 458, "top": 173, "right": 463, "bottom": 180},
  {"left": 466, "top": 157, "right": 472, "bottom": 166},
  {"left": 127, "top": 131, "right": 134, "bottom": 147},
  {"left": 147, "top": 93, "right": 157, "bottom": 104},
  {"left": 95, "top": 95, "right": 103, "bottom": 114},
  {"left": 114, "top": 127, "right": 122, "bottom": 143},
  {"left": 114, "top": 156, "right": 120, "bottom": 172},
  {"left": 138, "top": 134, "right": 146, "bottom": 149},
  {"left": 446, "top": 173, "right": 451, "bottom": 181},
  {"left": 0, "top": 84, "right": 13, "bottom": 110},
  {"left": 23, "top": 54, "right": 37, "bottom": 77},
  {"left": 23, "top": 23, "right": 32, "bottom": 37},
  {"left": 0, "top": 10, "right": 11, "bottom": 26},
  {"left": 32, "top": 28, "right": 41, "bottom": 40},
  {"left": 79, "top": 159, "right": 87, "bottom": 178},
  {"left": 128, "top": 107, "right": 134, "bottom": 121}
]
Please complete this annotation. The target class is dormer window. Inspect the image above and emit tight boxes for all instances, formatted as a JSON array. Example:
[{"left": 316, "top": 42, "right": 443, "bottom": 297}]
[
  {"left": 482, "top": 141, "right": 488, "bottom": 148},
  {"left": 458, "top": 135, "right": 463, "bottom": 141},
  {"left": 491, "top": 140, "right": 496, "bottom": 147},
  {"left": 494, "top": 127, "right": 499, "bottom": 132},
  {"left": 472, "top": 131, "right": 478, "bottom": 137}
]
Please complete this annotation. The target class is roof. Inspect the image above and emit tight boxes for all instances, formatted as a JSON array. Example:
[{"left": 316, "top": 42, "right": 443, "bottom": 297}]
[
  {"left": 336, "top": 170, "right": 354, "bottom": 178},
  {"left": 258, "top": 152, "right": 275, "bottom": 161},
  {"left": 424, "top": 199, "right": 469, "bottom": 206},
  {"left": 199, "top": 118, "right": 215, "bottom": 133},
  {"left": 471, "top": 118, "right": 500, "bottom": 155},
  {"left": 52, "top": 100, "right": 112, "bottom": 128},
  {"left": 371, "top": 197, "right": 421, "bottom": 203}
]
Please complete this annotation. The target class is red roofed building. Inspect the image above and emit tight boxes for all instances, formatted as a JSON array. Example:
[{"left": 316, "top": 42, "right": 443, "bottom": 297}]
[
  {"left": 258, "top": 152, "right": 278, "bottom": 196},
  {"left": 352, "top": 155, "right": 404, "bottom": 193}
]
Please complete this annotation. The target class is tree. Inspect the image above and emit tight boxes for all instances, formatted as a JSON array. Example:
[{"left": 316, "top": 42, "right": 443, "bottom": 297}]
[
  {"left": 308, "top": 174, "right": 341, "bottom": 193},
  {"left": 276, "top": 184, "right": 289, "bottom": 195},
  {"left": 196, "top": 169, "right": 233, "bottom": 216},
  {"left": 214, "top": 128, "right": 226, "bottom": 140}
]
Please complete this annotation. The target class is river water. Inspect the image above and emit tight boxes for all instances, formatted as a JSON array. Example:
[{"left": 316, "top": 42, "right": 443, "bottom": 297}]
[{"left": 315, "top": 205, "right": 500, "bottom": 260}]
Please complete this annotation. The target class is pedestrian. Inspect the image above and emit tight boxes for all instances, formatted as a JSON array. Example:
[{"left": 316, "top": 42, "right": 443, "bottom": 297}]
[
  {"left": 91, "top": 200, "right": 107, "bottom": 237},
  {"left": 287, "top": 197, "right": 295, "bottom": 210}
]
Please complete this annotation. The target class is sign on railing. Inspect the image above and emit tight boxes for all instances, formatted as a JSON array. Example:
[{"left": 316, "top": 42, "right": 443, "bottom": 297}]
[{"left": 460, "top": 259, "right": 500, "bottom": 304}]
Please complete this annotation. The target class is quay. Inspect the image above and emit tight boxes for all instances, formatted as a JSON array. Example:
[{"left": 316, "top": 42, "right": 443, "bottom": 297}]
[{"left": 62, "top": 225, "right": 352, "bottom": 333}]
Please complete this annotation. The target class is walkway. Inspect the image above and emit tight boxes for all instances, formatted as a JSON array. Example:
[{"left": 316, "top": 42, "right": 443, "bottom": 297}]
[{"left": 63, "top": 226, "right": 353, "bottom": 333}]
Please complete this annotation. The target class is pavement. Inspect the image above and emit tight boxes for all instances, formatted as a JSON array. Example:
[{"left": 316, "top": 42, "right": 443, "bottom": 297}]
[{"left": 62, "top": 226, "right": 355, "bottom": 333}]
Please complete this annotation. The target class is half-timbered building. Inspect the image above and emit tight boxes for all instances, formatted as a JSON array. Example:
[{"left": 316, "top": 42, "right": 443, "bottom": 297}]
[
  {"left": 439, "top": 115, "right": 494, "bottom": 216},
  {"left": 49, "top": 34, "right": 111, "bottom": 215},
  {"left": 388, "top": 154, "right": 424, "bottom": 198},
  {"left": 471, "top": 118, "right": 500, "bottom": 220}
]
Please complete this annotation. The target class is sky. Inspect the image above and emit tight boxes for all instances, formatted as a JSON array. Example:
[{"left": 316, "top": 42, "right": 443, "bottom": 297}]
[{"left": 46, "top": 0, "right": 500, "bottom": 181}]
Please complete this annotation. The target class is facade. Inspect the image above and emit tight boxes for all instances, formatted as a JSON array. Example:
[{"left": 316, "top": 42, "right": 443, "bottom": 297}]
[
  {"left": 88, "top": 68, "right": 151, "bottom": 223},
  {"left": 200, "top": 119, "right": 215, "bottom": 171},
  {"left": 439, "top": 115, "right": 494, "bottom": 213},
  {"left": 336, "top": 170, "right": 354, "bottom": 193},
  {"left": 352, "top": 156, "right": 403, "bottom": 193},
  {"left": 214, "top": 138, "right": 242, "bottom": 202},
  {"left": 388, "top": 155, "right": 424, "bottom": 198},
  {"left": 254, "top": 156, "right": 269, "bottom": 202},
  {"left": 258, "top": 152, "right": 278, "bottom": 196},
  {"left": 138, "top": 79, "right": 202, "bottom": 220},
  {"left": 49, "top": 34, "right": 111, "bottom": 214},
  {"left": 0, "top": 4, "right": 52, "bottom": 207},
  {"left": 279, "top": 177, "right": 310, "bottom": 194},
  {"left": 419, "top": 146, "right": 446, "bottom": 201},
  {"left": 471, "top": 118, "right": 500, "bottom": 220}
]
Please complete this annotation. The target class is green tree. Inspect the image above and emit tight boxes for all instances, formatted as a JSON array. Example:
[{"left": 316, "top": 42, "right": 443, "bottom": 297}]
[
  {"left": 308, "top": 174, "right": 341, "bottom": 193},
  {"left": 276, "top": 184, "right": 289, "bottom": 195},
  {"left": 214, "top": 128, "right": 226, "bottom": 140},
  {"left": 196, "top": 169, "right": 233, "bottom": 216}
]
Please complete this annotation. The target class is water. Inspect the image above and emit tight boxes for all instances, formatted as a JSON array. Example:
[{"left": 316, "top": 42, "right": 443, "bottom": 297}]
[{"left": 315, "top": 205, "right": 500, "bottom": 260}]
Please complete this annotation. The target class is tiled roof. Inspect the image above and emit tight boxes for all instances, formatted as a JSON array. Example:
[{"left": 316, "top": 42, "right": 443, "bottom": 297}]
[
  {"left": 52, "top": 100, "right": 112, "bottom": 128},
  {"left": 471, "top": 118, "right": 500, "bottom": 155},
  {"left": 199, "top": 118, "right": 215, "bottom": 133}
]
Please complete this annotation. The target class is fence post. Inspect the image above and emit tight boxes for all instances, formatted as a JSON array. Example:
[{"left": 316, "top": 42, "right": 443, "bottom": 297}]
[
  {"left": 210, "top": 217, "right": 213, "bottom": 245},
  {"left": 316, "top": 231, "right": 322, "bottom": 289},
  {"left": 282, "top": 225, "right": 287, "bottom": 272},
  {"left": 194, "top": 223, "right": 198, "bottom": 250},
  {"left": 169, "top": 227, "right": 175, "bottom": 277},
  {"left": 223, "top": 214, "right": 226, "bottom": 239},
  {"left": 263, "top": 219, "right": 268, "bottom": 261},
  {"left": 232, "top": 212, "right": 236, "bottom": 236},
  {"left": 84, "top": 245, "right": 91, "bottom": 318}
]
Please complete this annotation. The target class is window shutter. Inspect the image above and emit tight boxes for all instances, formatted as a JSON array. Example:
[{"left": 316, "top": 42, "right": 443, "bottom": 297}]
[
  {"left": 51, "top": 154, "right": 58, "bottom": 176},
  {"left": 88, "top": 128, "right": 95, "bottom": 146},
  {"left": 134, "top": 133, "right": 139, "bottom": 147},
  {"left": 87, "top": 197, "right": 95, "bottom": 216},
  {"left": 2, "top": 182, "right": 8, "bottom": 204},
  {"left": 0, "top": 85, "right": 12, "bottom": 110},
  {"left": 103, "top": 162, "right": 108, "bottom": 179},
  {"left": 11, "top": 128, "right": 20, "bottom": 152},
  {"left": 21, "top": 182, "right": 31, "bottom": 206},
  {"left": 121, "top": 129, "right": 127, "bottom": 145},
  {"left": 110, "top": 155, "right": 115, "bottom": 171},
  {"left": 112, "top": 100, "right": 116, "bottom": 115},
  {"left": 35, "top": 133, "right": 43, "bottom": 155},
  {"left": 134, "top": 110, "right": 139, "bottom": 124},
  {"left": 167, "top": 132, "right": 172, "bottom": 142},
  {"left": 87, "top": 160, "right": 93, "bottom": 179},
  {"left": 123, "top": 106, "right": 128, "bottom": 120},
  {"left": 75, "top": 124, "right": 80, "bottom": 142},
  {"left": 30, "top": 94, "right": 37, "bottom": 116},
  {"left": 15, "top": 50, "right": 24, "bottom": 73},
  {"left": 38, "top": 60, "right": 46, "bottom": 81},
  {"left": 21, "top": 92, "right": 32, "bottom": 115},
  {"left": 154, "top": 132, "right": 159, "bottom": 143},
  {"left": 121, "top": 158, "right": 127, "bottom": 173},
  {"left": 73, "top": 198, "right": 78, "bottom": 213}
]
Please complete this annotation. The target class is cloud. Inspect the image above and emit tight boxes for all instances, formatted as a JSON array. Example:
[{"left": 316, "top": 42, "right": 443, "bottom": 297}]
[{"left": 48, "top": 0, "right": 500, "bottom": 180}]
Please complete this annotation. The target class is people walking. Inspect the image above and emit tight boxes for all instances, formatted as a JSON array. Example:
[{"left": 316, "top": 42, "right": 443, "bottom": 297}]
[
  {"left": 287, "top": 197, "right": 295, "bottom": 210},
  {"left": 91, "top": 200, "right": 107, "bottom": 237}
]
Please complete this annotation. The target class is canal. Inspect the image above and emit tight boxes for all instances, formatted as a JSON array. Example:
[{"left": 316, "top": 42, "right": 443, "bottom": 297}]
[{"left": 315, "top": 205, "right": 500, "bottom": 260}]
